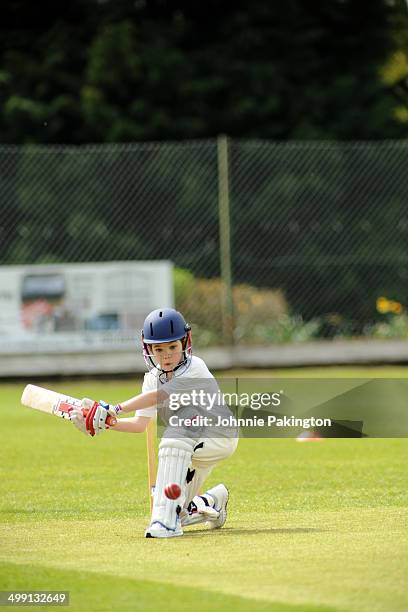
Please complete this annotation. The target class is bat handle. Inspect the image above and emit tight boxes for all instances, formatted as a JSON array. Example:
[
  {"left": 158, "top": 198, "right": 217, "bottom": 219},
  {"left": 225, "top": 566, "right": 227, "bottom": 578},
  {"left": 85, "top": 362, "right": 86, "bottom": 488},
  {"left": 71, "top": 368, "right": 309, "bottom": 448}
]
[{"left": 82, "top": 407, "right": 117, "bottom": 427}]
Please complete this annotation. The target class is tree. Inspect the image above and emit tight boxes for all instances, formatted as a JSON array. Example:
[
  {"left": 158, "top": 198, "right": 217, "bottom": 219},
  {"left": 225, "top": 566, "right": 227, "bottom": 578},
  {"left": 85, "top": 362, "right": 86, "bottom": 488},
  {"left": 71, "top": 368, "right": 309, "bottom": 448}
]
[{"left": 0, "top": 0, "right": 406, "bottom": 144}]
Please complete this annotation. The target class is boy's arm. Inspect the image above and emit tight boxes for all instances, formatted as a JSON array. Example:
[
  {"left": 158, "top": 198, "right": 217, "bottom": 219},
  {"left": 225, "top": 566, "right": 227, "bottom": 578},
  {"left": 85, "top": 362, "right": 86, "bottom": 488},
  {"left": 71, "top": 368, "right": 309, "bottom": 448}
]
[
  {"left": 74, "top": 389, "right": 168, "bottom": 436},
  {"left": 119, "top": 389, "right": 167, "bottom": 414},
  {"left": 110, "top": 415, "right": 151, "bottom": 433}
]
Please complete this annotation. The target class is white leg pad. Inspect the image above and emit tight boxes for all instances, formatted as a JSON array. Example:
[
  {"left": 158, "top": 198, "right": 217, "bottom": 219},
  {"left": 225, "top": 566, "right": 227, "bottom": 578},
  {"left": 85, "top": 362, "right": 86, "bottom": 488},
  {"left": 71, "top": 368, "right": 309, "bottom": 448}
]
[
  {"left": 150, "top": 438, "right": 195, "bottom": 532},
  {"left": 184, "top": 464, "right": 214, "bottom": 509}
]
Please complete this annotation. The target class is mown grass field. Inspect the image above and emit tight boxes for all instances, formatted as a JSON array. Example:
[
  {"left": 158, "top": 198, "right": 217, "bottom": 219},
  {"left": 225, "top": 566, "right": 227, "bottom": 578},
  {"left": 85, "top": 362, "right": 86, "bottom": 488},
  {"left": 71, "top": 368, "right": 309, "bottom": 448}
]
[{"left": 1, "top": 367, "right": 407, "bottom": 611}]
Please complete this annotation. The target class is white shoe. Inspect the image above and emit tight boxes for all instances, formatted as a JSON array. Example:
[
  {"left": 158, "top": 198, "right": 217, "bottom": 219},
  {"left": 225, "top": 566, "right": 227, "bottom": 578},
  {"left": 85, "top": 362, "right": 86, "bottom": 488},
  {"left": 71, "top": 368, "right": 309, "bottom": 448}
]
[
  {"left": 144, "top": 520, "right": 183, "bottom": 538},
  {"left": 180, "top": 509, "right": 208, "bottom": 527},
  {"left": 205, "top": 484, "right": 229, "bottom": 529},
  {"left": 180, "top": 491, "right": 220, "bottom": 528}
]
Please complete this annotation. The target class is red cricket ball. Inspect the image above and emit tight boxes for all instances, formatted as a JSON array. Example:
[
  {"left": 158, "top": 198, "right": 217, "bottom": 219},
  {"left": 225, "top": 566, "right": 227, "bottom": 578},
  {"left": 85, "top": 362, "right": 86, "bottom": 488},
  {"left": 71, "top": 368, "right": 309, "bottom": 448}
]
[{"left": 164, "top": 483, "right": 181, "bottom": 500}]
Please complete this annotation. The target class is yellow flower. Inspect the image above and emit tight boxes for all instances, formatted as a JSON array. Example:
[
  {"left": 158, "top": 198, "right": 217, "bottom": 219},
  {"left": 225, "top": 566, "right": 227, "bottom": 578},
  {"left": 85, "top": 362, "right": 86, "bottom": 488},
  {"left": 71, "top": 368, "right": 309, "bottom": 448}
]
[
  {"left": 376, "top": 297, "right": 390, "bottom": 314},
  {"left": 390, "top": 301, "right": 403, "bottom": 315},
  {"left": 376, "top": 297, "right": 404, "bottom": 315}
]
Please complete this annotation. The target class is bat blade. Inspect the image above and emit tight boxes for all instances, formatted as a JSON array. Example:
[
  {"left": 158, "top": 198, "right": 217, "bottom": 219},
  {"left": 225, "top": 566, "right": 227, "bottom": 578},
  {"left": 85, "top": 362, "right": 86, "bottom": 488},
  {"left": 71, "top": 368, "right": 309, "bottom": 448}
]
[
  {"left": 21, "top": 384, "right": 83, "bottom": 419},
  {"left": 21, "top": 384, "right": 117, "bottom": 425}
]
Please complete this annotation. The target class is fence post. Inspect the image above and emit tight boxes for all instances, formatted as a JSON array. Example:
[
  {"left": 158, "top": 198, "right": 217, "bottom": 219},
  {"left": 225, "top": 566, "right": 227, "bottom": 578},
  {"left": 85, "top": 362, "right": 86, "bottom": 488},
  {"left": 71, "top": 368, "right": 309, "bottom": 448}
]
[{"left": 217, "top": 134, "right": 234, "bottom": 345}]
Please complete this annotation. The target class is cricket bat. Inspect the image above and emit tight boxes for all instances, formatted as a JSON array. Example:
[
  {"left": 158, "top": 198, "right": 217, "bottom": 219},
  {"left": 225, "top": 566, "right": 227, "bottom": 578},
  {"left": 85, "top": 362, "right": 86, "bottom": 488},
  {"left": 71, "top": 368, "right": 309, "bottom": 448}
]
[{"left": 21, "top": 384, "right": 117, "bottom": 426}]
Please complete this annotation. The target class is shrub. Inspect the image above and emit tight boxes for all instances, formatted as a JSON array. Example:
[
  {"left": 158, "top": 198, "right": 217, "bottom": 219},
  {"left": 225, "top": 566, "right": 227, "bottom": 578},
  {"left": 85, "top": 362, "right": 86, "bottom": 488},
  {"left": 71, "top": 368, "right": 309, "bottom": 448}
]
[
  {"left": 364, "top": 312, "right": 408, "bottom": 338},
  {"left": 174, "top": 268, "right": 316, "bottom": 346},
  {"left": 173, "top": 267, "right": 196, "bottom": 306}
]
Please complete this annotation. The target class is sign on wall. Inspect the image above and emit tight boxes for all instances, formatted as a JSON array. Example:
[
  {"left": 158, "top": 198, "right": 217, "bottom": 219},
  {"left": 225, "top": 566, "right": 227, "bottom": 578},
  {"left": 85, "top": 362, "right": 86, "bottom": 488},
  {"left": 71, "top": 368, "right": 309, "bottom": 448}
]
[{"left": 0, "top": 261, "right": 173, "bottom": 351}]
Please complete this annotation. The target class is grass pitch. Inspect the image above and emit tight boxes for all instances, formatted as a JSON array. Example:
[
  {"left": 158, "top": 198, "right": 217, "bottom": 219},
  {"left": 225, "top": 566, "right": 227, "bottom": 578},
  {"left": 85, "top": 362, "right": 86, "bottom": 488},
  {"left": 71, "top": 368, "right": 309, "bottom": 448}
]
[{"left": 1, "top": 367, "right": 407, "bottom": 611}]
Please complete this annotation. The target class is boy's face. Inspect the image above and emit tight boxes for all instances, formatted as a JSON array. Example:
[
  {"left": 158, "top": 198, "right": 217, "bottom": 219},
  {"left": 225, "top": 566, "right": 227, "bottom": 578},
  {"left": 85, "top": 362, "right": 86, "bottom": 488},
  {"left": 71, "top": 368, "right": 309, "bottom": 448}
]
[{"left": 151, "top": 339, "right": 183, "bottom": 371}]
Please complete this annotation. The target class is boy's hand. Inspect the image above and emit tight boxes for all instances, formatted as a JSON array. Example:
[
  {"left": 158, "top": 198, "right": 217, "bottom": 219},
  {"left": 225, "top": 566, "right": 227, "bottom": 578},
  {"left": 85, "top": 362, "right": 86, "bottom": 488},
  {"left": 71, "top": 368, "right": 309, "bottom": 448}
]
[
  {"left": 70, "top": 398, "right": 94, "bottom": 436},
  {"left": 85, "top": 400, "right": 122, "bottom": 436}
]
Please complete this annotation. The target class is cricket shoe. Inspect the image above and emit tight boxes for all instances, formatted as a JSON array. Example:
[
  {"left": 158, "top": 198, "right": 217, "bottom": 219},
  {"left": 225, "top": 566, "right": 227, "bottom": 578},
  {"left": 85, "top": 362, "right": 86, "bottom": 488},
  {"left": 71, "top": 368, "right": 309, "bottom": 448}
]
[
  {"left": 205, "top": 483, "right": 229, "bottom": 529},
  {"left": 181, "top": 484, "right": 229, "bottom": 530},
  {"left": 180, "top": 507, "right": 216, "bottom": 528},
  {"left": 144, "top": 520, "right": 183, "bottom": 539}
]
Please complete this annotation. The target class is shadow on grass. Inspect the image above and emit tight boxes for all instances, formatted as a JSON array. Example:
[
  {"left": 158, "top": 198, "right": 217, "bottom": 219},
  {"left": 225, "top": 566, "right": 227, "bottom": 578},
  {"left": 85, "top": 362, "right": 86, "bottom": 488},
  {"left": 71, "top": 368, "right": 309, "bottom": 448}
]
[
  {"left": 184, "top": 527, "right": 328, "bottom": 537},
  {"left": 0, "top": 561, "right": 340, "bottom": 612}
]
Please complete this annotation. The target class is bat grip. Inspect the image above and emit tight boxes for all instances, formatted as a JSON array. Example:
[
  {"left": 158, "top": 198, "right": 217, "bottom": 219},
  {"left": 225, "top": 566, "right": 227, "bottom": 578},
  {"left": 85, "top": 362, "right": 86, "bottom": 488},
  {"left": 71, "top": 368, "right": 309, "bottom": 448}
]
[{"left": 82, "top": 407, "right": 117, "bottom": 427}]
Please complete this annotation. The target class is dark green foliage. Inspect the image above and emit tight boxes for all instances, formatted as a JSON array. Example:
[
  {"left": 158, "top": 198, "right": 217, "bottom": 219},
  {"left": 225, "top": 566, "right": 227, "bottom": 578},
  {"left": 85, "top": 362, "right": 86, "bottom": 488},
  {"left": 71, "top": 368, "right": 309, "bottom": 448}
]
[
  {"left": 0, "top": 0, "right": 406, "bottom": 144},
  {"left": 230, "top": 140, "right": 408, "bottom": 327},
  {"left": 1, "top": 1, "right": 407, "bottom": 332}
]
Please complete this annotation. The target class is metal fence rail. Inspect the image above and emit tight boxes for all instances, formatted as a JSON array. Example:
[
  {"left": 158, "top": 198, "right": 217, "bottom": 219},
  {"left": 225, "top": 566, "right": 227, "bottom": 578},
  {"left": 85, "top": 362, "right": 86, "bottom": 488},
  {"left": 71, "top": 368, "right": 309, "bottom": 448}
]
[{"left": 1, "top": 138, "right": 408, "bottom": 348}]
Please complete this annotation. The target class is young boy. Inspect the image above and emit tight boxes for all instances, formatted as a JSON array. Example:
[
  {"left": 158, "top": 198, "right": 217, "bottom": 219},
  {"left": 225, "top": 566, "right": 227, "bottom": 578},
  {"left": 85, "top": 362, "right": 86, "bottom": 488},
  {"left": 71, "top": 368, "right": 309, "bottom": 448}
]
[{"left": 70, "top": 308, "right": 238, "bottom": 539}]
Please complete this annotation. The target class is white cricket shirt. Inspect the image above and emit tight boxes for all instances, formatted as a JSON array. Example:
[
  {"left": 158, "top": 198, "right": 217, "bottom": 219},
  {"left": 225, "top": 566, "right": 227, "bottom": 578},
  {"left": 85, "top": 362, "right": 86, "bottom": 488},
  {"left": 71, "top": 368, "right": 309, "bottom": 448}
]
[{"left": 137, "top": 355, "right": 213, "bottom": 418}]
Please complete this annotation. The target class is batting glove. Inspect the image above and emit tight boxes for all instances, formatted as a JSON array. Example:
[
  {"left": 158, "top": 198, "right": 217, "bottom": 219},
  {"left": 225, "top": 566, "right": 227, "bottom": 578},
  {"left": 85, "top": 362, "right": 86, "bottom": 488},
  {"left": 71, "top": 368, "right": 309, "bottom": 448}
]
[
  {"left": 69, "top": 398, "right": 94, "bottom": 436},
  {"left": 85, "top": 400, "right": 122, "bottom": 436}
]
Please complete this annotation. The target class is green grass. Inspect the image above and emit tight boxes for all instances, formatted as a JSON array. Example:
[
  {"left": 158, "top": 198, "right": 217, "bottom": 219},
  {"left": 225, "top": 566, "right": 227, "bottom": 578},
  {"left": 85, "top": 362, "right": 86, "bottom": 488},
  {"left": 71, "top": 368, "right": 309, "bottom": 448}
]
[{"left": 1, "top": 371, "right": 407, "bottom": 611}]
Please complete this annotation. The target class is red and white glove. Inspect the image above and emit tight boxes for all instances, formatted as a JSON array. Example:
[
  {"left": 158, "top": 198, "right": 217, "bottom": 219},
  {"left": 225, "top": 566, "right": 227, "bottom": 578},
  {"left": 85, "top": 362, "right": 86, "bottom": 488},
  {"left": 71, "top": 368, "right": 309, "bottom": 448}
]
[
  {"left": 70, "top": 398, "right": 122, "bottom": 437},
  {"left": 85, "top": 400, "right": 122, "bottom": 436}
]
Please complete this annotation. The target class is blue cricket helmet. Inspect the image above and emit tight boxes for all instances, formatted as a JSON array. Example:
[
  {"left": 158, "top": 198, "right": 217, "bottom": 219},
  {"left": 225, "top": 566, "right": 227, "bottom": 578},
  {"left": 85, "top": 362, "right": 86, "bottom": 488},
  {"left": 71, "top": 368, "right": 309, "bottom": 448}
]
[
  {"left": 141, "top": 308, "right": 192, "bottom": 375},
  {"left": 142, "top": 308, "right": 190, "bottom": 344}
]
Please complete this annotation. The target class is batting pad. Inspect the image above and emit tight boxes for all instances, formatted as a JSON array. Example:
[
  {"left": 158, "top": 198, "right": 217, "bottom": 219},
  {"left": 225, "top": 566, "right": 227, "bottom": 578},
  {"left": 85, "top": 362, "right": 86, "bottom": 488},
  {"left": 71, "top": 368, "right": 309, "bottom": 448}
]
[
  {"left": 184, "top": 464, "right": 214, "bottom": 509},
  {"left": 150, "top": 438, "right": 195, "bottom": 531}
]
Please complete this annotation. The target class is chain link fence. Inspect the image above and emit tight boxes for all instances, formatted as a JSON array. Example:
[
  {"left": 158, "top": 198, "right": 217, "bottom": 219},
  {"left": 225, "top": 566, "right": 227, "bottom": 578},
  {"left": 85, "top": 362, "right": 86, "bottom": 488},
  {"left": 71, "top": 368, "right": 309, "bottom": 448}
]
[{"left": 1, "top": 138, "right": 408, "bottom": 349}]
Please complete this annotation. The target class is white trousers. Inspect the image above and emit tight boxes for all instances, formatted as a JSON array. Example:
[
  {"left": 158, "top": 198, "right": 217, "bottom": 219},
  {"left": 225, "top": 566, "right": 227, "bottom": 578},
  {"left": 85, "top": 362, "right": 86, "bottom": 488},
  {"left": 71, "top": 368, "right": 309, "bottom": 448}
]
[{"left": 184, "top": 437, "right": 238, "bottom": 507}]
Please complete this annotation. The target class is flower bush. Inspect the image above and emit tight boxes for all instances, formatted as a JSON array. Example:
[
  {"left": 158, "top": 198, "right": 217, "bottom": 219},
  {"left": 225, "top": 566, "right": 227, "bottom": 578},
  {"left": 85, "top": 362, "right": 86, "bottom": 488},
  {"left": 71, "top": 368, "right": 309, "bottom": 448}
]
[{"left": 174, "top": 268, "right": 321, "bottom": 346}]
